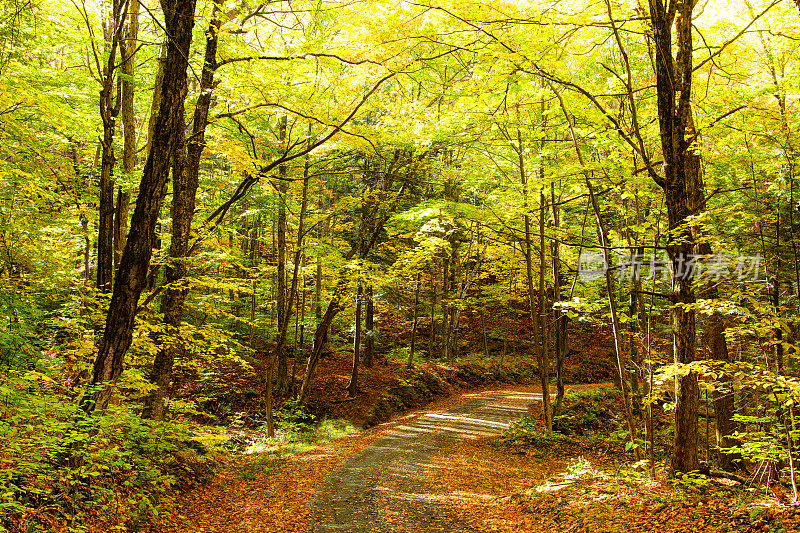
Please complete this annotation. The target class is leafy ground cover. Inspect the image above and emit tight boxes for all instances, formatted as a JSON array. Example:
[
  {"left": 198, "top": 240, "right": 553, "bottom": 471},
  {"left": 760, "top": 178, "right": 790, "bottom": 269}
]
[
  {"left": 0, "top": 372, "right": 218, "bottom": 533},
  {"left": 429, "top": 436, "right": 800, "bottom": 533},
  {"left": 153, "top": 385, "right": 530, "bottom": 533},
  {"left": 424, "top": 389, "right": 800, "bottom": 533},
  {"left": 153, "top": 423, "right": 381, "bottom": 533},
  {"left": 1, "top": 329, "right": 620, "bottom": 533}
]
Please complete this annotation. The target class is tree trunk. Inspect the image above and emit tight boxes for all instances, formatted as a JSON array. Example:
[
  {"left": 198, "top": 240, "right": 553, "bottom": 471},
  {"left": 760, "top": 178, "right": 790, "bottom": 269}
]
[
  {"left": 279, "top": 141, "right": 312, "bottom": 399},
  {"left": 314, "top": 178, "right": 324, "bottom": 320},
  {"left": 769, "top": 56, "right": 800, "bottom": 311},
  {"left": 429, "top": 270, "right": 437, "bottom": 358},
  {"left": 140, "top": 123, "right": 188, "bottom": 420},
  {"left": 684, "top": 129, "right": 739, "bottom": 470},
  {"left": 408, "top": 274, "right": 420, "bottom": 367},
  {"left": 515, "top": 125, "right": 551, "bottom": 433},
  {"left": 266, "top": 338, "right": 276, "bottom": 437},
  {"left": 347, "top": 282, "right": 363, "bottom": 396},
  {"left": 96, "top": 0, "right": 125, "bottom": 293},
  {"left": 364, "top": 284, "right": 375, "bottom": 367},
  {"left": 250, "top": 276, "right": 258, "bottom": 348},
  {"left": 773, "top": 225, "right": 784, "bottom": 373},
  {"left": 628, "top": 244, "right": 645, "bottom": 418},
  {"left": 274, "top": 116, "right": 290, "bottom": 391},
  {"left": 140, "top": 3, "right": 220, "bottom": 421},
  {"left": 649, "top": 0, "right": 701, "bottom": 475},
  {"left": 83, "top": 0, "right": 196, "bottom": 414},
  {"left": 315, "top": 257, "right": 323, "bottom": 320},
  {"left": 445, "top": 244, "right": 459, "bottom": 360},
  {"left": 705, "top": 297, "right": 738, "bottom": 470},
  {"left": 273, "top": 123, "right": 313, "bottom": 399},
  {"left": 114, "top": 188, "right": 130, "bottom": 271},
  {"left": 537, "top": 189, "right": 552, "bottom": 434},
  {"left": 81, "top": 213, "right": 90, "bottom": 286},
  {"left": 441, "top": 254, "right": 450, "bottom": 358},
  {"left": 114, "top": 0, "right": 139, "bottom": 270},
  {"left": 144, "top": 45, "right": 166, "bottom": 160},
  {"left": 481, "top": 309, "right": 489, "bottom": 359},
  {"left": 551, "top": 184, "right": 568, "bottom": 417},
  {"left": 300, "top": 291, "right": 342, "bottom": 403}
]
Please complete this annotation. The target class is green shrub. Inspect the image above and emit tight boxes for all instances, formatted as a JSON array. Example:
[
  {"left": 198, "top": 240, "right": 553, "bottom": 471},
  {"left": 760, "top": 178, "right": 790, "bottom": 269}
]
[
  {"left": 496, "top": 388, "right": 627, "bottom": 454},
  {"left": 498, "top": 414, "right": 567, "bottom": 451},
  {"left": 0, "top": 370, "right": 218, "bottom": 532},
  {"left": 553, "top": 387, "right": 622, "bottom": 435},
  {"left": 275, "top": 398, "right": 316, "bottom": 433}
]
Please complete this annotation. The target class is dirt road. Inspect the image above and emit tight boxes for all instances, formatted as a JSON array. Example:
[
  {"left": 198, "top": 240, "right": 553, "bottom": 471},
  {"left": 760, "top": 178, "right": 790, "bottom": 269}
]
[{"left": 310, "top": 390, "right": 541, "bottom": 532}]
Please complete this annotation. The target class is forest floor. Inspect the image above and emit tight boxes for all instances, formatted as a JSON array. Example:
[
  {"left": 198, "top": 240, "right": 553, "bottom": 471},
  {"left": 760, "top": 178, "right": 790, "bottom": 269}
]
[
  {"left": 154, "top": 384, "right": 546, "bottom": 533},
  {"left": 155, "top": 380, "right": 800, "bottom": 533},
  {"left": 153, "top": 323, "right": 799, "bottom": 533},
  {"left": 424, "top": 433, "right": 800, "bottom": 533}
]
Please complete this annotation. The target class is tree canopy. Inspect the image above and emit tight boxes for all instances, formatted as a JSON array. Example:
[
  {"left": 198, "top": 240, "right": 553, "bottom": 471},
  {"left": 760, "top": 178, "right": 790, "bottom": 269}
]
[{"left": 4, "top": 0, "right": 800, "bottom": 529}]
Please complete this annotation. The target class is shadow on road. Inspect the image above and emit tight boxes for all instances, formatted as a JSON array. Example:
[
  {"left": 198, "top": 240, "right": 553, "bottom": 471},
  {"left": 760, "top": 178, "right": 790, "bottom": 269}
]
[{"left": 311, "top": 391, "right": 541, "bottom": 532}]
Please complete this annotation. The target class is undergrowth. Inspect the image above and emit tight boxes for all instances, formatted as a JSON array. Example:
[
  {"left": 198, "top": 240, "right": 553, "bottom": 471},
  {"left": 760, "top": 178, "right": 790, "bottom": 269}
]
[
  {"left": 235, "top": 402, "right": 357, "bottom": 481},
  {"left": 498, "top": 388, "right": 625, "bottom": 454},
  {"left": 552, "top": 387, "right": 623, "bottom": 436},
  {"left": 0, "top": 370, "right": 219, "bottom": 533}
]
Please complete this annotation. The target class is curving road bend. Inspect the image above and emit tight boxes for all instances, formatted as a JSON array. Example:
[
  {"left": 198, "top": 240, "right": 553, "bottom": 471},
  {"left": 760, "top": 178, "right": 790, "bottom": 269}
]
[{"left": 310, "top": 390, "right": 541, "bottom": 532}]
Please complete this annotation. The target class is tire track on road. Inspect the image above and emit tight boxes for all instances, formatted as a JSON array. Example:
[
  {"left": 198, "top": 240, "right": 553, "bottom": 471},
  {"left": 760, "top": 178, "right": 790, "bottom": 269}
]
[{"left": 311, "top": 391, "right": 541, "bottom": 532}]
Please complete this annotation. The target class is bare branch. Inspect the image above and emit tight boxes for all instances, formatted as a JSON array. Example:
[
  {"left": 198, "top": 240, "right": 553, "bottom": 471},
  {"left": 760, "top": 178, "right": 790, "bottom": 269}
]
[
  {"left": 217, "top": 51, "right": 383, "bottom": 68},
  {"left": 693, "top": 0, "right": 781, "bottom": 73}
]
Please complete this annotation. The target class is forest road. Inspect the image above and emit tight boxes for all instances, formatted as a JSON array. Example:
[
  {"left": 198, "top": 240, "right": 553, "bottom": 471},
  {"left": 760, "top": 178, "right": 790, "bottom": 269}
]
[{"left": 309, "top": 390, "right": 541, "bottom": 532}]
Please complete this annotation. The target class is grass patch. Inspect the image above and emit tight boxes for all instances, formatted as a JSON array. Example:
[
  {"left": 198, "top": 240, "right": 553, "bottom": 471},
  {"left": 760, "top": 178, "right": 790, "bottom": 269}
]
[{"left": 238, "top": 419, "right": 358, "bottom": 480}]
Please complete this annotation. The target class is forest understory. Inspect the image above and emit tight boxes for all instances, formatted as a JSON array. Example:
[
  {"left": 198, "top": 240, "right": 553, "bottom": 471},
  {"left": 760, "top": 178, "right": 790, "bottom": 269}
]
[
  {"left": 6, "top": 0, "right": 800, "bottom": 531},
  {"left": 6, "top": 314, "right": 796, "bottom": 533}
]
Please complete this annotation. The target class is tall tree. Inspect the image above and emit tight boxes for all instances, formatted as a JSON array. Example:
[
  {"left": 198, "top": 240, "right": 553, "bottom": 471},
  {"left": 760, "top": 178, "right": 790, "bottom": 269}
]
[
  {"left": 649, "top": 0, "right": 700, "bottom": 474},
  {"left": 686, "top": 125, "right": 739, "bottom": 470},
  {"left": 114, "top": 0, "right": 139, "bottom": 269},
  {"left": 274, "top": 115, "right": 291, "bottom": 392},
  {"left": 347, "top": 281, "right": 363, "bottom": 396},
  {"left": 142, "top": 2, "right": 222, "bottom": 420},
  {"left": 93, "top": 0, "right": 127, "bottom": 292},
  {"left": 83, "top": 0, "right": 196, "bottom": 414},
  {"left": 363, "top": 284, "right": 375, "bottom": 367},
  {"left": 551, "top": 182, "right": 568, "bottom": 417}
]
